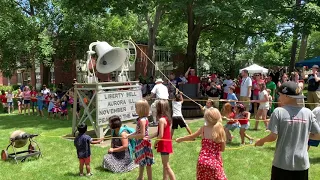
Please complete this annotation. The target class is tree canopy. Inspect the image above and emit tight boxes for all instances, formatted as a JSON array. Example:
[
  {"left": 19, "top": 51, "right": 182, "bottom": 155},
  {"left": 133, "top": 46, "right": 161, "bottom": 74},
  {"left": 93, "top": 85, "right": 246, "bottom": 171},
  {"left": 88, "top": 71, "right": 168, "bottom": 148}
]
[{"left": 1, "top": 0, "right": 320, "bottom": 79}]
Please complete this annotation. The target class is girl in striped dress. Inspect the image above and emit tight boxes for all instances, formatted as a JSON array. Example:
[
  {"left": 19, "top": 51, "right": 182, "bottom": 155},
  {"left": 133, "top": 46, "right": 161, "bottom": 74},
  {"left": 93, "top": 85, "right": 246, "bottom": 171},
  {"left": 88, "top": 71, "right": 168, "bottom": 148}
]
[
  {"left": 128, "top": 100, "right": 154, "bottom": 180},
  {"left": 52, "top": 98, "right": 61, "bottom": 118}
]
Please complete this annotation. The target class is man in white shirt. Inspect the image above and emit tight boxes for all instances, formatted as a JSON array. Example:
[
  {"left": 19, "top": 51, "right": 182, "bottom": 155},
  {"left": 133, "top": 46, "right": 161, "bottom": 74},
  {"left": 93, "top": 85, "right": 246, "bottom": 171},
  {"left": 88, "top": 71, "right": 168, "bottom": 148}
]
[
  {"left": 41, "top": 84, "right": 50, "bottom": 95},
  {"left": 223, "top": 75, "right": 234, "bottom": 99},
  {"left": 240, "top": 69, "right": 252, "bottom": 111},
  {"left": 149, "top": 78, "right": 169, "bottom": 126}
]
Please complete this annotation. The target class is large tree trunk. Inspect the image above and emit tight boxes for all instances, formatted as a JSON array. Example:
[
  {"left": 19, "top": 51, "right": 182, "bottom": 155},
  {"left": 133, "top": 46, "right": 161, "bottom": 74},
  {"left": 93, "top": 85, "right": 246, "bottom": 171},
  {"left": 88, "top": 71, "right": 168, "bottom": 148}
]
[
  {"left": 289, "top": 0, "right": 302, "bottom": 73},
  {"left": 289, "top": 29, "right": 298, "bottom": 73},
  {"left": 230, "top": 39, "right": 238, "bottom": 79},
  {"left": 42, "top": 64, "right": 50, "bottom": 85},
  {"left": 146, "top": 28, "right": 156, "bottom": 78},
  {"left": 145, "top": 7, "right": 163, "bottom": 78},
  {"left": 298, "top": 33, "right": 308, "bottom": 61},
  {"left": 185, "top": 3, "right": 202, "bottom": 72}
]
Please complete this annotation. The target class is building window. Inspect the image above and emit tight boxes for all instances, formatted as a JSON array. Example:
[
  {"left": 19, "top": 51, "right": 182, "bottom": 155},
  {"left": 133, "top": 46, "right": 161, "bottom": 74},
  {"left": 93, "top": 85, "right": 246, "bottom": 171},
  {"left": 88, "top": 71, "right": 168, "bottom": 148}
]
[
  {"left": 36, "top": 72, "right": 41, "bottom": 84},
  {"left": 17, "top": 72, "right": 22, "bottom": 85},
  {"left": 155, "top": 50, "right": 171, "bottom": 62}
]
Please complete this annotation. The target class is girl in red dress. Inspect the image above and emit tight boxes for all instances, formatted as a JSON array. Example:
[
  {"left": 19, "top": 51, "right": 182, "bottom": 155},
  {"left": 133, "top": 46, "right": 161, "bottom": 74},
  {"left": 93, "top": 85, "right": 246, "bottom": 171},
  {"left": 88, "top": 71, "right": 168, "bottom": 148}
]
[
  {"left": 150, "top": 100, "right": 176, "bottom": 180},
  {"left": 176, "top": 108, "right": 227, "bottom": 180}
]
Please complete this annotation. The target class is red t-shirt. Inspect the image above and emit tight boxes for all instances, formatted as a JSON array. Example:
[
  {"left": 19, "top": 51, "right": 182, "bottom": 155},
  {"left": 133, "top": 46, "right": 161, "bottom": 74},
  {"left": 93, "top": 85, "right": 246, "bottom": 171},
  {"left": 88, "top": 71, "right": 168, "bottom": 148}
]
[
  {"left": 227, "top": 112, "right": 236, "bottom": 124},
  {"left": 253, "top": 79, "right": 265, "bottom": 96},
  {"left": 45, "top": 95, "right": 50, "bottom": 104},
  {"left": 187, "top": 75, "right": 200, "bottom": 84},
  {"left": 235, "top": 79, "right": 242, "bottom": 94},
  {"left": 31, "top": 91, "right": 37, "bottom": 102},
  {"left": 0, "top": 95, "right": 7, "bottom": 103}
]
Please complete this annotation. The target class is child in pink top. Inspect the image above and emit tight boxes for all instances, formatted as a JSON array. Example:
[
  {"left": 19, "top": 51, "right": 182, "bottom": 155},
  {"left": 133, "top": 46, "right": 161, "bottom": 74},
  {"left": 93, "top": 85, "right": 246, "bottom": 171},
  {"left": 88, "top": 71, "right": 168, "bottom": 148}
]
[{"left": 23, "top": 86, "right": 32, "bottom": 115}]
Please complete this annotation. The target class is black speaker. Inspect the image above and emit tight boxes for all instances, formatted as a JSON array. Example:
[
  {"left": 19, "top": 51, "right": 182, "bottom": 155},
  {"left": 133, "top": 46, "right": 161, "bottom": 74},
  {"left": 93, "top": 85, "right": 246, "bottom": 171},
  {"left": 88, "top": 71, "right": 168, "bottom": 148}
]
[{"left": 179, "top": 84, "right": 198, "bottom": 98}]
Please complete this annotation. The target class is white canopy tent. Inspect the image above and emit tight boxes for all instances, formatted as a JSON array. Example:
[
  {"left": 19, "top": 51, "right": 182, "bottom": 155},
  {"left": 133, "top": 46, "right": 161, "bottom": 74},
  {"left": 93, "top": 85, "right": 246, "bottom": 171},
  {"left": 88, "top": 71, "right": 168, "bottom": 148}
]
[{"left": 239, "top": 64, "right": 269, "bottom": 74}]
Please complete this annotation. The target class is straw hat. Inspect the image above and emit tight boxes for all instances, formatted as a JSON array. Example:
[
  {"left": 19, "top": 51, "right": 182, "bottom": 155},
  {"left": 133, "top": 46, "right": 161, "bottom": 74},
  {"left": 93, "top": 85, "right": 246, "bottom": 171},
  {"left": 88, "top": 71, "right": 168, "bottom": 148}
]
[{"left": 155, "top": 78, "right": 164, "bottom": 83}]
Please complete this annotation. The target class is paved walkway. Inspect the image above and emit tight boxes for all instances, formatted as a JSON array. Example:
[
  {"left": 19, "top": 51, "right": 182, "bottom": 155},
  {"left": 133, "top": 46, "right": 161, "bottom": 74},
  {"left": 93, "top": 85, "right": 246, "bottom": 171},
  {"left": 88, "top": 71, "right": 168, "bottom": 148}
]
[{"left": 96, "top": 117, "right": 203, "bottom": 148}]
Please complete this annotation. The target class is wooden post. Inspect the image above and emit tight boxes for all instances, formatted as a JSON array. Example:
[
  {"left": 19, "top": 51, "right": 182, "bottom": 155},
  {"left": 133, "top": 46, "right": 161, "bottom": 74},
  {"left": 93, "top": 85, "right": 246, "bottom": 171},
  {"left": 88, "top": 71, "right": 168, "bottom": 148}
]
[
  {"left": 96, "top": 84, "right": 103, "bottom": 138},
  {"left": 72, "top": 86, "right": 78, "bottom": 135}
]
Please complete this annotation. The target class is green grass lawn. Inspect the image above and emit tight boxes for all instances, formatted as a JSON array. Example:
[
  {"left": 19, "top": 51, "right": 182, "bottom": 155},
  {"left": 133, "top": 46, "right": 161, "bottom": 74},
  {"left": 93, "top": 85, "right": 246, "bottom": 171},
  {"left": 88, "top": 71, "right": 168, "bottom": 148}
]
[{"left": 0, "top": 112, "right": 319, "bottom": 180}]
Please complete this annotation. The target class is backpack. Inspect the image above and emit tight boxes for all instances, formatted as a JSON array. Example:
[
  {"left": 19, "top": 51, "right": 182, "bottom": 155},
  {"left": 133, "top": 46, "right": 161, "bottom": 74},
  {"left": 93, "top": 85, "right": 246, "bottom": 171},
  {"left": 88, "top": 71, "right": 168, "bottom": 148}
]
[{"left": 112, "top": 125, "right": 136, "bottom": 160}]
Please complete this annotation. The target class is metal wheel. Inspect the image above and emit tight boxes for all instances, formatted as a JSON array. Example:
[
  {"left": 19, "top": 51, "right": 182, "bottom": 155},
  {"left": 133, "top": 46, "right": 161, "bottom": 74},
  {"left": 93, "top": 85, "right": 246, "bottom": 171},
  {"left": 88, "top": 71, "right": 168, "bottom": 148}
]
[
  {"left": 1, "top": 150, "right": 8, "bottom": 161},
  {"left": 28, "top": 144, "right": 35, "bottom": 154}
]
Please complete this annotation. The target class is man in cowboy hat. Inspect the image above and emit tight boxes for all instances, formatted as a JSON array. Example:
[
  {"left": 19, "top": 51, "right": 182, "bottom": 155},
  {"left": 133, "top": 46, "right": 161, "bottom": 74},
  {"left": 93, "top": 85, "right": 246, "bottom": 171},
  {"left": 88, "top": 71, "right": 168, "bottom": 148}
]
[{"left": 149, "top": 78, "right": 169, "bottom": 126}]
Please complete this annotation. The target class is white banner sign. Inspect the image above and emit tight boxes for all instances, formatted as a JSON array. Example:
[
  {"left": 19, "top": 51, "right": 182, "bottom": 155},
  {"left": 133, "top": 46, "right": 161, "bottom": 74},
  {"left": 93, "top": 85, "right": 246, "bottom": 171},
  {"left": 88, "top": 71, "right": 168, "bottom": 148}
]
[{"left": 97, "top": 90, "right": 142, "bottom": 126}]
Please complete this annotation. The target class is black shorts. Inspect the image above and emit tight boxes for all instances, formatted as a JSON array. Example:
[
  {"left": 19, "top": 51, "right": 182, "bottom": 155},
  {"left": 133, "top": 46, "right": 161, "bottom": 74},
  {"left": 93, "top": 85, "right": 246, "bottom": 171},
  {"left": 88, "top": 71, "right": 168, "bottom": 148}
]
[
  {"left": 271, "top": 166, "right": 308, "bottom": 180},
  {"left": 172, "top": 116, "right": 187, "bottom": 129},
  {"left": 24, "top": 100, "right": 30, "bottom": 104}
]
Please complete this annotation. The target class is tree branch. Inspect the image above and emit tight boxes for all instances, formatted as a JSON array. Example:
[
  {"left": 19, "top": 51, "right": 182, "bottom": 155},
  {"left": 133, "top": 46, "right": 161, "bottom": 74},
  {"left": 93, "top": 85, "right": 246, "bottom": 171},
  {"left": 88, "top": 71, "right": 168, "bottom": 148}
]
[
  {"left": 14, "top": 1, "right": 31, "bottom": 15},
  {"left": 153, "top": 5, "right": 164, "bottom": 34},
  {"left": 145, "top": 13, "right": 152, "bottom": 28},
  {"left": 204, "top": 23, "right": 277, "bottom": 35}
]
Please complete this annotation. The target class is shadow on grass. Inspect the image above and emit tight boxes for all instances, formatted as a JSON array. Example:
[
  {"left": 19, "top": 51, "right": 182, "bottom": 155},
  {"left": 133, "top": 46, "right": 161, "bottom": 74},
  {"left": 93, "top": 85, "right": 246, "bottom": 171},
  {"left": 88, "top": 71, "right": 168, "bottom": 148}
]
[
  {"left": 0, "top": 112, "right": 73, "bottom": 131},
  {"left": 310, "top": 157, "right": 320, "bottom": 164},
  {"left": 263, "top": 146, "right": 276, "bottom": 151},
  {"left": 64, "top": 172, "right": 80, "bottom": 177},
  {"left": 95, "top": 166, "right": 106, "bottom": 172}
]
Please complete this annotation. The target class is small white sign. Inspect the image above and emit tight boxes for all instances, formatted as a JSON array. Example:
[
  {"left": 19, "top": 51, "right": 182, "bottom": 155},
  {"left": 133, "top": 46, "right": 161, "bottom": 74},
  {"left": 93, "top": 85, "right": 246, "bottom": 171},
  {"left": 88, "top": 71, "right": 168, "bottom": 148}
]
[{"left": 97, "top": 90, "right": 142, "bottom": 126}]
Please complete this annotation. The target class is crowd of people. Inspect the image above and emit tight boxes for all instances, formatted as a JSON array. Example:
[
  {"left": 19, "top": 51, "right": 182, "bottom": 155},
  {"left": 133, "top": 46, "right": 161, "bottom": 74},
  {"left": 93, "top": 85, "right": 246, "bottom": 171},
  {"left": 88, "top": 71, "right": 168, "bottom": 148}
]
[
  {"left": 0, "top": 65, "right": 319, "bottom": 179},
  {"left": 73, "top": 65, "right": 320, "bottom": 179},
  {"left": 0, "top": 79, "right": 80, "bottom": 120},
  {"left": 74, "top": 81, "right": 320, "bottom": 180}
]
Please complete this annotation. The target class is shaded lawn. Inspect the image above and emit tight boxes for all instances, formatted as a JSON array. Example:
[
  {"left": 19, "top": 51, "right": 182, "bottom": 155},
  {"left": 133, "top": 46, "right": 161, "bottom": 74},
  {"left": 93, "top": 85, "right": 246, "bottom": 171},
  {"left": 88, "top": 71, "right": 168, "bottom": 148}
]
[{"left": 0, "top": 112, "right": 319, "bottom": 180}]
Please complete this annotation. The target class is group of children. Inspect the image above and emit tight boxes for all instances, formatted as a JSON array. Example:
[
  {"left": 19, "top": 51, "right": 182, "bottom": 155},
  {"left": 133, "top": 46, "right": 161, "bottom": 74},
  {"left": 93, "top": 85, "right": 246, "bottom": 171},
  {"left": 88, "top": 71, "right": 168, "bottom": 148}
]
[
  {"left": 0, "top": 87, "right": 79, "bottom": 120},
  {"left": 74, "top": 97, "right": 228, "bottom": 179}
]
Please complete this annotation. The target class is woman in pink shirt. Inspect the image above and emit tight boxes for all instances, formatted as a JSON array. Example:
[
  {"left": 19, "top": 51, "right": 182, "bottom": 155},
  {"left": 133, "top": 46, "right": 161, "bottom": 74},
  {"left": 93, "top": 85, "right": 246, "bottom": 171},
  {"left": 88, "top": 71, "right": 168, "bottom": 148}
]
[
  {"left": 23, "top": 86, "right": 32, "bottom": 115},
  {"left": 252, "top": 73, "right": 264, "bottom": 116}
]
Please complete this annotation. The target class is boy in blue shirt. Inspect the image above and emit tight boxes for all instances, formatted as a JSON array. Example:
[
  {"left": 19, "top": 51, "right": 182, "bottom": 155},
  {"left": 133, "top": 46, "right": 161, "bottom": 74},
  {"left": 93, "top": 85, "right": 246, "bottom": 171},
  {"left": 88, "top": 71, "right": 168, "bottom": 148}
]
[
  {"left": 74, "top": 124, "right": 103, "bottom": 176},
  {"left": 227, "top": 86, "right": 238, "bottom": 107}
]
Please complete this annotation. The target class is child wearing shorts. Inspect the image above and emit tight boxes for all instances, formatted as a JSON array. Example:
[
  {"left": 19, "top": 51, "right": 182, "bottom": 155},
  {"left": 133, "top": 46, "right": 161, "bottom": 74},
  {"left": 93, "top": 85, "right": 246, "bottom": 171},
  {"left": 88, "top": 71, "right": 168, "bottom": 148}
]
[
  {"left": 74, "top": 124, "right": 103, "bottom": 176},
  {"left": 6, "top": 90, "right": 13, "bottom": 114},
  {"left": 222, "top": 103, "right": 238, "bottom": 143},
  {"left": 171, "top": 93, "right": 192, "bottom": 137}
]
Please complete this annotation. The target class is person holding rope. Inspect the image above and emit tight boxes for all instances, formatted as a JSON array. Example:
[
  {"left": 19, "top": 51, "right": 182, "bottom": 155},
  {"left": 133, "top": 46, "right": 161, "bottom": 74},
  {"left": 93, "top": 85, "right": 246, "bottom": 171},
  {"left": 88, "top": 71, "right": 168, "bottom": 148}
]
[
  {"left": 252, "top": 83, "right": 269, "bottom": 131},
  {"left": 255, "top": 81, "right": 320, "bottom": 180},
  {"left": 235, "top": 103, "right": 254, "bottom": 145},
  {"left": 102, "top": 115, "right": 138, "bottom": 173},
  {"left": 176, "top": 108, "right": 227, "bottom": 180},
  {"left": 148, "top": 78, "right": 169, "bottom": 127},
  {"left": 266, "top": 74, "right": 277, "bottom": 115}
]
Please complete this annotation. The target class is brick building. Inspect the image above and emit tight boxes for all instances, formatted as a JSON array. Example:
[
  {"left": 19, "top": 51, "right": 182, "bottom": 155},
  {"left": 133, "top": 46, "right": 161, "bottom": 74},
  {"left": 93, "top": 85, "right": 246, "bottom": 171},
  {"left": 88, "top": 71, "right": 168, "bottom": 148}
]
[{"left": 0, "top": 44, "right": 185, "bottom": 87}]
